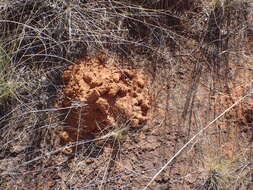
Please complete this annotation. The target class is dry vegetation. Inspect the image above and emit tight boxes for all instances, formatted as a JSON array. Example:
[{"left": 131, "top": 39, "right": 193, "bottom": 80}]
[{"left": 0, "top": 0, "right": 252, "bottom": 189}]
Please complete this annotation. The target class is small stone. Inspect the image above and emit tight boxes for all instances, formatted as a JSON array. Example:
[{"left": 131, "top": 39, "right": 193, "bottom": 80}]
[{"left": 85, "top": 159, "right": 94, "bottom": 165}]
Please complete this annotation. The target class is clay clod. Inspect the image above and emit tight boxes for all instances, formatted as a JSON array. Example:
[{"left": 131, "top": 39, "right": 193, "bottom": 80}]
[{"left": 61, "top": 57, "right": 151, "bottom": 140}]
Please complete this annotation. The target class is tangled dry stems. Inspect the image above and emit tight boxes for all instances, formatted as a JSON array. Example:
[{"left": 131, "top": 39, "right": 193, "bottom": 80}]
[{"left": 0, "top": 0, "right": 252, "bottom": 189}]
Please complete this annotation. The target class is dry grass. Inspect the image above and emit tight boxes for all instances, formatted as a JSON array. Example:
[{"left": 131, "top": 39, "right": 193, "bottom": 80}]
[{"left": 0, "top": 0, "right": 252, "bottom": 189}]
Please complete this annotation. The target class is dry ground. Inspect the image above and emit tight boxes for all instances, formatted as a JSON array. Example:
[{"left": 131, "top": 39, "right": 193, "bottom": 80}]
[{"left": 0, "top": 0, "right": 253, "bottom": 190}]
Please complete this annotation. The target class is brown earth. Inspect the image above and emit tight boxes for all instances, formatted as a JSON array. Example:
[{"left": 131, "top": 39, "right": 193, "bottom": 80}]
[
  {"left": 214, "top": 67, "right": 253, "bottom": 158},
  {"left": 59, "top": 56, "right": 151, "bottom": 140},
  {"left": 1, "top": 53, "right": 252, "bottom": 190},
  {"left": 1, "top": 2, "right": 252, "bottom": 189},
  {"left": 215, "top": 71, "right": 253, "bottom": 129},
  {"left": 53, "top": 53, "right": 252, "bottom": 189}
]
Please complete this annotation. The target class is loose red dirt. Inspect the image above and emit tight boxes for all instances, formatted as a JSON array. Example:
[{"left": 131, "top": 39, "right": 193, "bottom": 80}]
[{"left": 60, "top": 56, "right": 151, "bottom": 140}]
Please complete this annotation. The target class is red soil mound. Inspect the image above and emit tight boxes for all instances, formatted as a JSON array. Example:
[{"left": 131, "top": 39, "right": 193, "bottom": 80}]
[
  {"left": 215, "top": 69, "right": 253, "bottom": 140},
  {"left": 60, "top": 56, "right": 151, "bottom": 140}
]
